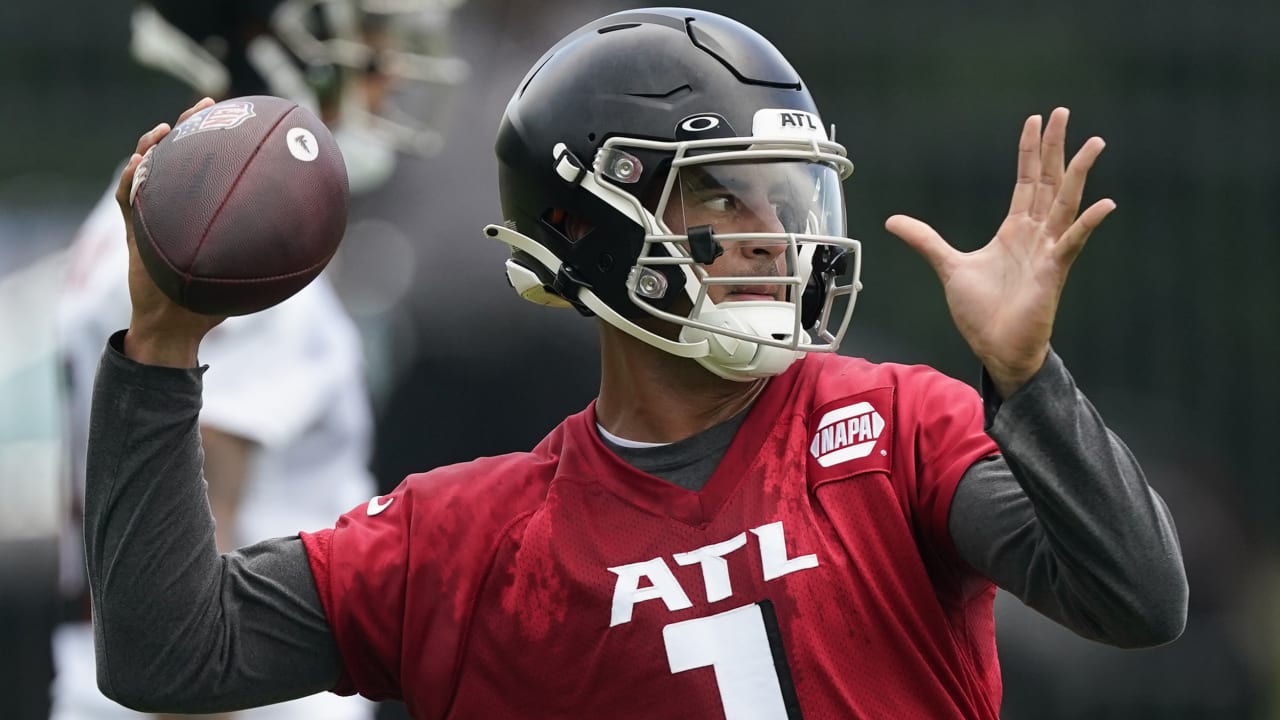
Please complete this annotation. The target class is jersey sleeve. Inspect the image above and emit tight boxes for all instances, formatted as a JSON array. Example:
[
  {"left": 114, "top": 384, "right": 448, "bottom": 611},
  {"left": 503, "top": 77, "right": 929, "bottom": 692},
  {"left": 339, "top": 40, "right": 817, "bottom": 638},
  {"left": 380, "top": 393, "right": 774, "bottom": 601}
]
[
  {"left": 300, "top": 482, "right": 411, "bottom": 701},
  {"left": 197, "top": 279, "right": 362, "bottom": 447},
  {"left": 906, "top": 369, "right": 1000, "bottom": 571}
]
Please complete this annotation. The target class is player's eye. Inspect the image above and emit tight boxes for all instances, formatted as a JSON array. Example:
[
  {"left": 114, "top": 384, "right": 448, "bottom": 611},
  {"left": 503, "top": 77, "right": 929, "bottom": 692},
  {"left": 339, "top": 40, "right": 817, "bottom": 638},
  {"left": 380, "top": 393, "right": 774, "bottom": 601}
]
[{"left": 699, "top": 195, "right": 735, "bottom": 214}]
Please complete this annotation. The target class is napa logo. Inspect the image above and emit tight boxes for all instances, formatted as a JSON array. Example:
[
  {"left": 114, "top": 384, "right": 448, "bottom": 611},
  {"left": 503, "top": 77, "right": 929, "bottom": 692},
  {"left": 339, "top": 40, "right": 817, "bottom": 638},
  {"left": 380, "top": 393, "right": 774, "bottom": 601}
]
[{"left": 809, "top": 401, "right": 885, "bottom": 468}]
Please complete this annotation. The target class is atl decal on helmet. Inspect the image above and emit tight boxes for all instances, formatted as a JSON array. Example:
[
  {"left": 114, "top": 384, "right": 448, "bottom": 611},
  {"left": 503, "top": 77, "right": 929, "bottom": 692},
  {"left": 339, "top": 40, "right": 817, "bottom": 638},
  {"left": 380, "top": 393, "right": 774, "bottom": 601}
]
[
  {"left": 750, "top": 108, "right": 827, "bottom": 140},
  {"left": 809, "top": 402, "right": 886, "bottom": 468},
  {"left": 171, "top": 101, "right": 258, "bottom": 141}
]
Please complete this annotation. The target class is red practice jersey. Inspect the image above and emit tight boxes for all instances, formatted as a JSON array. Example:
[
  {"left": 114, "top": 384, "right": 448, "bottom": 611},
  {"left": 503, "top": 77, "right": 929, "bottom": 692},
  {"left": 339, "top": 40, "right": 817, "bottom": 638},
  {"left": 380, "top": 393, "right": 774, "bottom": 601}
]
[{"left": 301, "top": 353, "right": 1002, "bottom": 719}]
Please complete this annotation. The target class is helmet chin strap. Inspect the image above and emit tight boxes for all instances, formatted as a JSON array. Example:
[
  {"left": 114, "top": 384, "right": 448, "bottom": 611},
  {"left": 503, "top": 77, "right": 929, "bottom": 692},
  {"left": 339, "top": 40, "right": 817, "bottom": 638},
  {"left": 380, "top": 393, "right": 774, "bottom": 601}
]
[
  {"left": 486, "top": 224, "right": 811, "bottom": 382},
  {"left": 679, "top": 302, "right": 808, "bottom": 382}
]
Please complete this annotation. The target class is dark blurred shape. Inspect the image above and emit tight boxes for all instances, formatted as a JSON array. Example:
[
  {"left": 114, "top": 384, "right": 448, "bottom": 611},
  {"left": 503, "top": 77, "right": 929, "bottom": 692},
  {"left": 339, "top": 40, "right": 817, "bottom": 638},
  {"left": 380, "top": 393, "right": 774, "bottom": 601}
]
[
  {"left": 366, "top": 0, "right": 609, "bottom": 507},
  {"left": 997, "top": 435, "right": 1272, "bottom": 719},
  {"left": 0, "top": 541, "right": 58, "bottom": 720}
]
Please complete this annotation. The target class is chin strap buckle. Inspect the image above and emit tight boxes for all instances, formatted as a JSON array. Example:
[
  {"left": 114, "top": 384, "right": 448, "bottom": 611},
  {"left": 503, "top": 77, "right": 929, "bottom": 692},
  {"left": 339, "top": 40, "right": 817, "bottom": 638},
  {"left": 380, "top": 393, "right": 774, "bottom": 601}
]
[{"left": 552, "top": 263, "right": 597, "bottom": 317}]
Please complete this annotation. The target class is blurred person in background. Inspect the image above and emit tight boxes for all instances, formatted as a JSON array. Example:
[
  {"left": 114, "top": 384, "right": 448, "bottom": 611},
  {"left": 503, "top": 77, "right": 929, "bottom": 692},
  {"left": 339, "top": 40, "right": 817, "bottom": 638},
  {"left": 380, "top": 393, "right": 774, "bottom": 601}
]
[
  {"left": 365, "top": 0, "right": 608, "bottom": 536},
  {"left": 79, "top": 8, "right": 1186, "bottom": 719},
  {"left": 52, "top": 1, "right": 467, "bottom": 719},
  {"left": 0, "top": 256, "right": 66, "bottom": 720}
]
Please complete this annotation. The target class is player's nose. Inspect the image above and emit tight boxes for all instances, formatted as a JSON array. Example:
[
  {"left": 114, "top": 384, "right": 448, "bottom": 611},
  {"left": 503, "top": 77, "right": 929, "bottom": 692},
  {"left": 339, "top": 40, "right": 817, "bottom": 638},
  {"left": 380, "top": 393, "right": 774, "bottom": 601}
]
[
  {"left": 734, "top": 221, "right": 787, "bottom": 258},
  {"left": 733, "top": 198, "right": 787, "bottom": 256}
]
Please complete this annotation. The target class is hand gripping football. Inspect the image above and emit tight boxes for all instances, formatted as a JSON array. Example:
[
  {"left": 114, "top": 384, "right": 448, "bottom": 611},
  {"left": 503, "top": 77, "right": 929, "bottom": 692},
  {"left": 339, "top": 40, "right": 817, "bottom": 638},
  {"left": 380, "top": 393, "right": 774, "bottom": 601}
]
[{"left": 130, "top": 95, "right": 349, "bottom": 316}]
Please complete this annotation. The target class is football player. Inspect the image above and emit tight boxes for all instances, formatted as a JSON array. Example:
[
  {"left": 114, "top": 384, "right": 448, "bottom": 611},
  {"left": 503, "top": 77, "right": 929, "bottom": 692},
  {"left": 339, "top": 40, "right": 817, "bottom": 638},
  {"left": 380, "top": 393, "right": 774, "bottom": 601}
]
[{"left": 80, "top": 8, "right": 1187, "bottom": 719}]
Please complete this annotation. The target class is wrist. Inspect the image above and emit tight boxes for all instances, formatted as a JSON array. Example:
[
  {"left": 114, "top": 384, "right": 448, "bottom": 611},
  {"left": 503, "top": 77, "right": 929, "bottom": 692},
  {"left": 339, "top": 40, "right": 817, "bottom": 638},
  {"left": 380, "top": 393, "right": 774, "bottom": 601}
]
[
  {"left": 122, "top": 323, "right": 205, "bottom": 368},
  {"left": 987, "top": 371, "right": 1031, "bottom": 402},
  {"left": 982, "top": 346, "right": 1050, "bottom": 400}
]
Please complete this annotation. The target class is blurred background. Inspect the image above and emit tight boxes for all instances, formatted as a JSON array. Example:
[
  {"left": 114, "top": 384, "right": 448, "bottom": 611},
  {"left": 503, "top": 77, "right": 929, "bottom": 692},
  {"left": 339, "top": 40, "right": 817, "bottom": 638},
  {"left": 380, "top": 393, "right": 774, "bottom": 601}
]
[{"left": 1, "top": 0, "right": 1275, "bottom": 718}]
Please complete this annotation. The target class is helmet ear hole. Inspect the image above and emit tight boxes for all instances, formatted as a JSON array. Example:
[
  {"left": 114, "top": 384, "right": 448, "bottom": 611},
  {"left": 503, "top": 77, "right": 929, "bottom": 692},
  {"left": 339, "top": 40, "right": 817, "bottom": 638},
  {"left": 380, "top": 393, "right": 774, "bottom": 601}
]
[
  {"left": 565, "top": 214, "right": 595, "bottom": 243},
  {"left": 541, "top": 208, "right": 596, "bottom": 245},
  {"left": 801, "top": 246, "right": 851, "bottom": 329},
  {"left": 537, "top": 208, "right": 572, "bottom": 245}
]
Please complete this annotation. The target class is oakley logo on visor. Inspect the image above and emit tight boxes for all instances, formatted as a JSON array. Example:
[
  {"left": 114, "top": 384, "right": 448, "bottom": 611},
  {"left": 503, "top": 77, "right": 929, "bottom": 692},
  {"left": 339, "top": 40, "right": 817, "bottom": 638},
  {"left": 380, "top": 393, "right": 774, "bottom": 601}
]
[{"left": 676, "top": 113, "right": 735, "bottom": 140}]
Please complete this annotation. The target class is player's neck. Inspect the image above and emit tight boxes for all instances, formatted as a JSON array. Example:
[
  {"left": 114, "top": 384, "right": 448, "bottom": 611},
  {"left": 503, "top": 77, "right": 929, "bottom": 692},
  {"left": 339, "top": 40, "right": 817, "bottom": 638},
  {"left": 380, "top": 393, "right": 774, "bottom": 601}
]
[{"left": 595, "top": 323, "right": 768, "bottom": 444}]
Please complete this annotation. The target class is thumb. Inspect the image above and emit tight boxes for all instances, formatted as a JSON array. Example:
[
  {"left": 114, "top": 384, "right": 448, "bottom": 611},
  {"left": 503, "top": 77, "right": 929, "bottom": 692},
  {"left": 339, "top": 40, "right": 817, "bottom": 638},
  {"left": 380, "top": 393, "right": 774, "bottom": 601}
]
[{"left": 885, "top": 214, "right": 955, "bottom": 277}]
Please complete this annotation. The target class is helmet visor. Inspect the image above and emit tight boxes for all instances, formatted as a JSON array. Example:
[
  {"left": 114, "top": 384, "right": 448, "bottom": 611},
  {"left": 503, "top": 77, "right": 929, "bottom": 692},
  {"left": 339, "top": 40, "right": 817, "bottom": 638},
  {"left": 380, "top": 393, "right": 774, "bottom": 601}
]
[{"left": 662, "top": 158, "right": 846, "bottom": 239}]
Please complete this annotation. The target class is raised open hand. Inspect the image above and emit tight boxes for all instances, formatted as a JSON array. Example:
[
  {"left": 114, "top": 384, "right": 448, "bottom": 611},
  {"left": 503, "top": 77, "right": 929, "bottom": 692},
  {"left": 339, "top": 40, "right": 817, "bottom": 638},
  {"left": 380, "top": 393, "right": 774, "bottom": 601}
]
[
  {"left": 885, "top": 107, "right": 1115, "bottom": 398},
  {"left": 116, "top": 97, "right": 224, "bottom": 367}
]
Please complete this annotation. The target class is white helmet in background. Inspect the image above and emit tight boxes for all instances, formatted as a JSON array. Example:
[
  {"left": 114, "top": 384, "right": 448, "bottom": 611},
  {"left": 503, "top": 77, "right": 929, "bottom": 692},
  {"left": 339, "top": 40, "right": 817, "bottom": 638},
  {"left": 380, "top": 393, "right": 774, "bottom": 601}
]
[{"left": 130, "top": 0, "right": 470, "bottom": 193}]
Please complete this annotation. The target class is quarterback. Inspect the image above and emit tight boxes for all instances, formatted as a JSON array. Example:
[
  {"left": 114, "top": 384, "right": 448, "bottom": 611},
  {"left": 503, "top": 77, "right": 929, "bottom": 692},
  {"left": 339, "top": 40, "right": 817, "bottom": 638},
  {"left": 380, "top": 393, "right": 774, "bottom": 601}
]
[{"left": 83, "top": 8, "right": 1186, "bottom": 720}]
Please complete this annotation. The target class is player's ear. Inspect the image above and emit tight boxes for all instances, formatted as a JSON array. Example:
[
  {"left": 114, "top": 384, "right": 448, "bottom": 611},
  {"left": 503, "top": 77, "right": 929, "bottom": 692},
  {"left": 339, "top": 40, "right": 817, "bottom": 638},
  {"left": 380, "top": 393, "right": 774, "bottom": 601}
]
[
  {"left": 545, "top": 208, "right": 595, "bottom": 242},
  {"left": 564, "top": 213, "right": 595, "bottom": 242}
]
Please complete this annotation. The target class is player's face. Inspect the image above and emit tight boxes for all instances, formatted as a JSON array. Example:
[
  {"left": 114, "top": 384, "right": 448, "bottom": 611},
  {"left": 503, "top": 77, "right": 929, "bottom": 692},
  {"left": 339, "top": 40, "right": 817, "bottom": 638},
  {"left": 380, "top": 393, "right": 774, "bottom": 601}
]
[{"left": 661, "top": 159, "right": 843, "bottom": 303}]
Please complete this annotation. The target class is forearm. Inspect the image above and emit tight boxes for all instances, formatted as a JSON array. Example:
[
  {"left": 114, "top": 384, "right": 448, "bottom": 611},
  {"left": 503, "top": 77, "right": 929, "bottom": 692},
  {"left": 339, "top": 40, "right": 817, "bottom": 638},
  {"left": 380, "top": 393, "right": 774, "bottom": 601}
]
[
  {"left": 85, "top": 331, "right": 342, "bottom": 712},
  {"left": 949, "top": 349, "right": 1188, "bottom": 648}
]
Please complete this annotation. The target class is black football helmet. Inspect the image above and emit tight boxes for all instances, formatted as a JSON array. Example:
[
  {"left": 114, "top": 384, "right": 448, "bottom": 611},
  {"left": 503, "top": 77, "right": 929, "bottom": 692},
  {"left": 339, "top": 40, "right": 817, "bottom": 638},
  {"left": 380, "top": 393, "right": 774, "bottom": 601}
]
[{"left": 488, "top": 8, "right": 862, "bottom": 381}]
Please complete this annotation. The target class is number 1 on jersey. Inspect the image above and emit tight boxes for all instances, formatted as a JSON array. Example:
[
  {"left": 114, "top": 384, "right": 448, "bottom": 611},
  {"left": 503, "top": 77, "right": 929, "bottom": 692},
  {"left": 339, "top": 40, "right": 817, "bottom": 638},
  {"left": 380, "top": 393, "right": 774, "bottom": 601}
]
[{"left": 663, "top": 601, "right": 802, "bottom": 719}]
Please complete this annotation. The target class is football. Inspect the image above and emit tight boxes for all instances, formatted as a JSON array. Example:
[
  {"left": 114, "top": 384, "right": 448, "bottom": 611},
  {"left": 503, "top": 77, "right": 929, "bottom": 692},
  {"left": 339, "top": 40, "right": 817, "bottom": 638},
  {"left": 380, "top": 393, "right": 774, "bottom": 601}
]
[{"left": 130, "top": 95, "right": 349, "bottom": 316}]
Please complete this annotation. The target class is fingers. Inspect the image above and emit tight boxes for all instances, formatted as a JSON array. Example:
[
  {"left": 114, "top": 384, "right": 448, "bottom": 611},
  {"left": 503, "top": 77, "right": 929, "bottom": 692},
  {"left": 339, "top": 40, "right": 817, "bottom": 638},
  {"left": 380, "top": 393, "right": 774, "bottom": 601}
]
[
  {"left": 1009, "top": 107, "right": 1110, "bottom": 244},
  {"left": 119, "top": 97, "right": 215, "bottom": 199},
  {"left": 117, "top": 122, "right": 170, "bottom": 211},
  {"left": 1007, "top": 114, "right": 1042, "bottom": 216},
  {"left": 1054, "top": 198, "right": 1116, "bottom": 265},
  {"left": 131, "top": 121, "right": 169, "bottom": 157},
  {"left": 885, "top": 214, "right": 957, "bottom": 277},
  {"left": 1030, "top": 107, "right": 1069, "bottom": 221},
  {"left": 115, "top": 150, "right": 151, "bottom": 253},
  {"left": 1047, "top": 135, "right": 1106, "bottom": 239},
  {"left": 177, "top": 97, "right": 216, "bottom": 125},
  {"left": 115, "top": 153, "right": 144, "bottom": 212},
  {"left": 117, "top": 99, "right": 209, "bottom": 233}
]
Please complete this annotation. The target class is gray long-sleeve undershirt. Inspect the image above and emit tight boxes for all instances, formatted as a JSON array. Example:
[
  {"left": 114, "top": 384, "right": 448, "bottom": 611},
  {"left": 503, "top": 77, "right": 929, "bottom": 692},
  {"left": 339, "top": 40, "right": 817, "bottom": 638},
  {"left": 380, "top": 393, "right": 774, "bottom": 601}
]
[
  {"left": 85, "top": 331, "right": 1186, "bottom": 712},
  {"left": 83, "top": 333, "right": 340, "bottom": 713},
  {"left": 951, "top": 353, "right": 1187, "bottom": 647}
]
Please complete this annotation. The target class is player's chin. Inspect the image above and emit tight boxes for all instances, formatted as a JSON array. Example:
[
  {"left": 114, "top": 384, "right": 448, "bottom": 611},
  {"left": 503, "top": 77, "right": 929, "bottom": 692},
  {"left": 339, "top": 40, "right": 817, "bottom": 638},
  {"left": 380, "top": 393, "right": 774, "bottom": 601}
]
[{"left": 633, "top": 315, "right": 683, "bottom": 341}]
